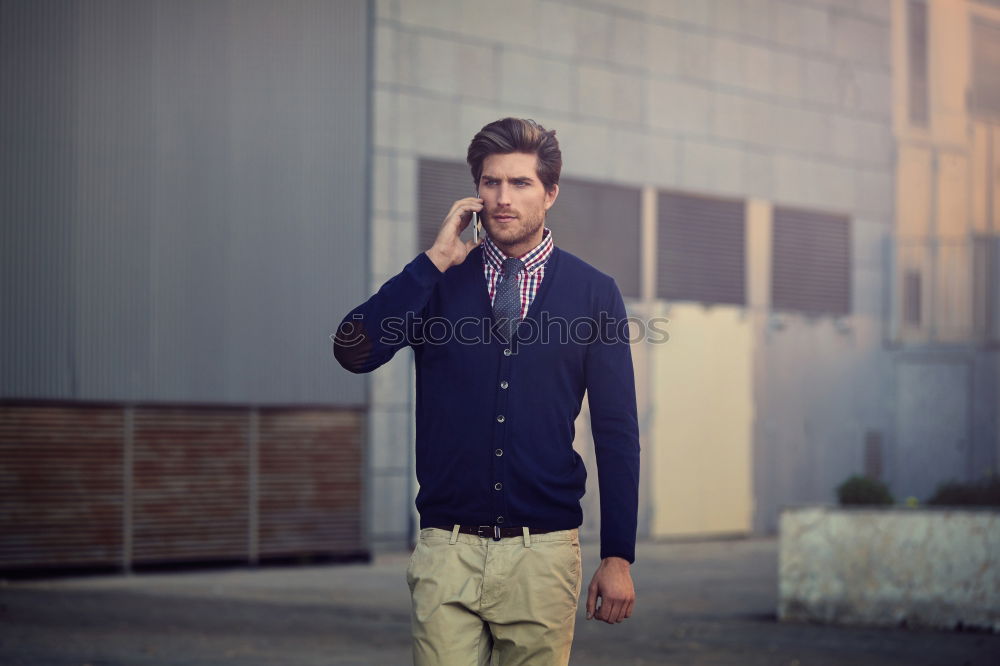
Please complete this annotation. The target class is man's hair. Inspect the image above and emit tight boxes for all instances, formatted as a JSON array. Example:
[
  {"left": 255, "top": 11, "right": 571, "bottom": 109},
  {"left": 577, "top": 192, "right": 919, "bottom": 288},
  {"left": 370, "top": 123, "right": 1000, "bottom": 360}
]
[{"left": 466, "top": 117, "right": 562, "bottom": 192}]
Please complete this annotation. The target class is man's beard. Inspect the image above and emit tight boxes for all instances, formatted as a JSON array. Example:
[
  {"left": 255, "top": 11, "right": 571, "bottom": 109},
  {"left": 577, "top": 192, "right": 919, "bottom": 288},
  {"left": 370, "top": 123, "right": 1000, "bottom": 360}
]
[{"left": 486, "top": 209, "right": 544, "bottom": 249}]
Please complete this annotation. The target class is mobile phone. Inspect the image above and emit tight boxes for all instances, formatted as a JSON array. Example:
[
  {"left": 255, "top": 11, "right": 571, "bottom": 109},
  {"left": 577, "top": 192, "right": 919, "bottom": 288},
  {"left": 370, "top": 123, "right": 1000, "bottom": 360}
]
[{"left": 472, "top": 190, "right": 482, "bottom": 244}]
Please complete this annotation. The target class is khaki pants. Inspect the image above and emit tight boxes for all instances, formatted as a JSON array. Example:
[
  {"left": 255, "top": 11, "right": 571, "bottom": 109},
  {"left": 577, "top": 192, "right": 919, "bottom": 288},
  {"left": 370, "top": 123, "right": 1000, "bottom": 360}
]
[{"left": 405, "top": 525, "right": 583, "bottom": 666}]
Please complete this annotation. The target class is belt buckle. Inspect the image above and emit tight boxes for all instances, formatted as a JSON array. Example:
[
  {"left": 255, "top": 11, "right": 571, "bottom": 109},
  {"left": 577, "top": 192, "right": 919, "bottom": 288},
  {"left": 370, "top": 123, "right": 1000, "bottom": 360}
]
[{"left": 476, "top": 525, "right": 492, "bottom": 538}]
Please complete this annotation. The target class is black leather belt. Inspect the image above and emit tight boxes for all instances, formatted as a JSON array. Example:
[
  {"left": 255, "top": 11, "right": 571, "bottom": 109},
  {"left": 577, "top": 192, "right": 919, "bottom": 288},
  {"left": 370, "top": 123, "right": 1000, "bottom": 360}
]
[{"left": 432, "top": 525, "right": 559, "bottom": 541}]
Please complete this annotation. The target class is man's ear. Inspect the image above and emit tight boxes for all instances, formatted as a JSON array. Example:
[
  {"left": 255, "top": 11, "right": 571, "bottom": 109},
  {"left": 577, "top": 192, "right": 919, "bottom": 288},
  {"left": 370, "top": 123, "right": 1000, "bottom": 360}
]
[{"left": 544, "top": 183, "right": 559, "bottom": 211}]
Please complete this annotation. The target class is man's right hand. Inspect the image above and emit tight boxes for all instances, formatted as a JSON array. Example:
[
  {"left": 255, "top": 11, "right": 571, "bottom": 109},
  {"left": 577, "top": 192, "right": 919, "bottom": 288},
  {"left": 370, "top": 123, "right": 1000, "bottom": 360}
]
[{"left": 425, "top": 197, "right": 484, "bottom": 273}]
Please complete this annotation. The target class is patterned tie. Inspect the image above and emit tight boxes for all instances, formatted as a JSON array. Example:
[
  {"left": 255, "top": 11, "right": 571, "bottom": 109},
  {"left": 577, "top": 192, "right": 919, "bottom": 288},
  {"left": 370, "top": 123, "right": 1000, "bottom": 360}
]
[{"left": 493, "top": 257, "right": 524, "bottom": 344}]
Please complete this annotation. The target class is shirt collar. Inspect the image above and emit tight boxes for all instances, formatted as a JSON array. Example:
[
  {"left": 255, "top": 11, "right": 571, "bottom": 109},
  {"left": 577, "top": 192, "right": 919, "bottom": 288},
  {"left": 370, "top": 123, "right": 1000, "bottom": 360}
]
[{"left": 482, "top": 226, "right": 554, "bottom": 275}]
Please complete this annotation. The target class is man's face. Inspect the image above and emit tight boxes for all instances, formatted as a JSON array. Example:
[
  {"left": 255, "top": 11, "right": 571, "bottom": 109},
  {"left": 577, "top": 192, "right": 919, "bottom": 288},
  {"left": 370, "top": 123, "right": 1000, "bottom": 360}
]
[{"left": 478, "top": 152, "right": 558, "bottom": 257}]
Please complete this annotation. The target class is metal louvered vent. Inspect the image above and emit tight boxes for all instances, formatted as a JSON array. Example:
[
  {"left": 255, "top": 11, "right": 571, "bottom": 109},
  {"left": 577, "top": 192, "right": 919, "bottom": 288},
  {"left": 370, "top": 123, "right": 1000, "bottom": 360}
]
[
  {"left": 772, "top": 206, "right": 851, "bottom": 315},
  {"left": 657, "top": 191, "right": 745, "bottom": 305},
  {"left": 132, "top": 408, "right": 249, "bottom": 563},
  {"left": 258, "top": 409, "right": 362, "bottom": 557},
  {"left": 0, "top": 406, "right": 124, "bottom": 569},
  {"left": 418, "top": 158, "right": 476, "bottom": 253},
  {"left": 0, "top": 404, "right": 364, "bottom": 573},
  {"left": 546, "top": 177, "right": 641, "bottom": 298}
]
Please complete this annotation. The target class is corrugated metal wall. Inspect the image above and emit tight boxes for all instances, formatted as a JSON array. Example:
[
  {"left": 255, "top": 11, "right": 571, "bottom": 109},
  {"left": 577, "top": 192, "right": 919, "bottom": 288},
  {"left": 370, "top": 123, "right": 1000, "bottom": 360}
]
[
  {"left": 0, "top": 0, "right": 371, "bottom": 572},
  {"left": 0, "top": 0, "right": 370, "bottom": 406}
]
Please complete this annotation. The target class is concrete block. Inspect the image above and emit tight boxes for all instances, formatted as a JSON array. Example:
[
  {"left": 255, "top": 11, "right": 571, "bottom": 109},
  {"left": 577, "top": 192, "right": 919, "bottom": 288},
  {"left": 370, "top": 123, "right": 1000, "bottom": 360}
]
[
  {"left": 375, "top": 0, "right": 397, "bottom": 21},
  {"left": 369, "top": 407, "right": 411, "bottom": 471},
  {"left": 712, "top": 37, "right": 746, "bottom": 89},
  {"left": 770, "top": 1, "right": 831, "bottom": 54},
  {"left": 611, "top": 14, "right": 646, "bottom": 70},
  {"left": 852, "top": 217, "right": 888, "bottom": 272},
  {"left": 742, "top": 149, "right": 775, "bottom": 199},
  {"left": 395, "top": 91, "right": 462, "bottom": 157},
  {"left": 398, "top": 0, "right": 464, "bottom": 34},
  {"left": 499, "top": 50, "right": 574, "bottom": 115},
  {"left": 370, "top": 471, "right": 411, "bottom": 536},
  {"left": 644, "top": 23, "right": 682, "bottom": 77},
  {"left": 851, "top": 68, "right": 892, "bottom": 119},
  {"left": 779, "top": 507, "right": 1000, "bottom": 632},
  {"left": 769, "top": 49, "right": 803, "bottom": 100},
  {"left": 371, "top": 215, "right": 416, "bottom": 282},
  {"left": 854, "top": 118, "right": 892, "bottom": 167},
  {"left": 646, "top": 78, "right": 713, "bottom": 135},
  {"left": 415, "top": 33, "right": 460, "bottom": 97},
  {"left": 373, "top": 86, "right": 397, "bottom": 150},
  {"left": 646, "top": 0, "right": 712, "bottom": 26},
  {"left": 852, "top": 267, "right": 882, "bottom": 319},
  {"left": 854, "top": 167, "right": 893, "bottom": 217},
  {"left": 713, "top": 90, "right": 775, "bottom": 147},
  {"left": 677, "top": 29, "right": 714, "bottom": 81},
  {"left": 373, "top": 152, "right": 393, "bottom": 216},
  {"left": 811, "top": 159, "right": 855, "bottom": 211},
  {"left": 455, "top": 42, "right": 497, "bottom": 104},
  {"left": 395, "top": 155, "right": 417, "bottom": 219},
  {"left": 801, "top": 56, "right": 840, "bottom": 108},
  {"left": 830, "top": 12, "right": 890, "bottom": 67},
  {"left": 577, "top": 64, "right": 642, "bottom": 124},
  {"left": 742, "top": 42, "right": 773, "bottom": 95},
  {"left": 557, "top": 120, "right": 613, "bottom": 181},
  {"left": 610, "top": 126, "right": 678, "bottom": 186},
  {"left": 573, "top": 4, "right": 612, "bottom": 61},
  {"left": 679, "top": 138, "right": 745, "bottom": 196},
  {"left": 770, "top": 106, "right": 834, "bottom": 156},
  {"left": 711, "top": 0, "right": 772, "bottom": 41},
  {"left": 852, "top": 0, "right": 891, "bottom": 23},
  {"left": 773, "top": 153, "right": 817, "bottom": 207},
  {"left": 459, "top": 0, "right": 540, "bottom": 52},
  {"left": 535, "top": 0, "right": 576, "bottom": 58},
  {"left": 374, "top": 24, "right": 398, "bottom": 85}
]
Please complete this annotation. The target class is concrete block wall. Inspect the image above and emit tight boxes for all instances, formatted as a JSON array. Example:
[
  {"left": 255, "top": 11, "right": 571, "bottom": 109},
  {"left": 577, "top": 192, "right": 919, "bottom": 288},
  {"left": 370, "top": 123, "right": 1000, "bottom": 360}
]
[{"left": 367, "top": 0, "right": 895, "bottom": 549}]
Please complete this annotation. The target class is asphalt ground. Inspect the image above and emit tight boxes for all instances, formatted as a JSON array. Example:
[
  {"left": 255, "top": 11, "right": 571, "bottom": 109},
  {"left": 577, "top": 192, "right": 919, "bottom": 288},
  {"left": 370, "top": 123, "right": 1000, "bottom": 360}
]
[{"left": 1, "top": 537, "right": 998, "bottom": 665}]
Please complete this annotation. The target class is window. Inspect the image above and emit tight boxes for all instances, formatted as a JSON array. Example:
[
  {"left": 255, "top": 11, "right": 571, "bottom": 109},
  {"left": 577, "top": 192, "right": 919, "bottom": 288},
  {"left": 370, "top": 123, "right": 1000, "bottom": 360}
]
[
  {"left": 971, "top": 19, "right": 1000, "bottom": 119},
  {"left": 772, "top": 206, "right": 851, "bottom": 315},
  {"left": 908, "top": 0, "right": 929, "bottom": 126},
  {"left": 656, "top": 191, "right": 745, "bottom": 305}
]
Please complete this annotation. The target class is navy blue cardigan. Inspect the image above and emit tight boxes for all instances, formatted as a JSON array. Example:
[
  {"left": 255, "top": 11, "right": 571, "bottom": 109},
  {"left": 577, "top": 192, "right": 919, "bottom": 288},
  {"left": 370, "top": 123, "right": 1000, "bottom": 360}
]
[{"left": 334, "top": 244, "right": 640, "bottom": 563}]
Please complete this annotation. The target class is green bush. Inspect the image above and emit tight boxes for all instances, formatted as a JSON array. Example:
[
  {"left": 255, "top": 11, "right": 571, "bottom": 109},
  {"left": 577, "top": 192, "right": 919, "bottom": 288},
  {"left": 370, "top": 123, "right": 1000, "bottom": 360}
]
[
  {"left": 836, "top": 475, "right": 894, "bottom": 506},
  {"left": 926, "top": 476, "right": 1000, "bottom": 507}
]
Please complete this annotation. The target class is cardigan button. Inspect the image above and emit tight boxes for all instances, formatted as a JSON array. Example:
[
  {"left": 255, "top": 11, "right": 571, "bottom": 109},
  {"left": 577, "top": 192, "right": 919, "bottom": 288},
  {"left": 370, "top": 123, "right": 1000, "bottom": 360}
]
[
  {"left": 494, "top": 482, "right": 503, "bottom": 491},
  {"left": 496, "top": 415, "right": 505, "bottom": 423},
  {"left": 495, "top": 448, "right": 503, "bottom": 456},
  {"left": 496, "top": 516, "right": 504, "bottom": 523},
  {"left": 500, "top": 380, "right": 509, "bottom": 389},
  {"left": 503, "top": 348, "right": 512, "bottom": 356}
]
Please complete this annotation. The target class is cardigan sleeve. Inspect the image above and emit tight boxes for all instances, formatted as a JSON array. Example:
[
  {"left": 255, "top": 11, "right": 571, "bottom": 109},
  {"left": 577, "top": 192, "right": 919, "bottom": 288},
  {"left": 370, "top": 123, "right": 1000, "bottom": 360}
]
[
  {"left": 584, "top": 277, "right": 641, "bottom": 564},
  {"left": 333, "top": 252, "right": 444, "bottom": 374}
]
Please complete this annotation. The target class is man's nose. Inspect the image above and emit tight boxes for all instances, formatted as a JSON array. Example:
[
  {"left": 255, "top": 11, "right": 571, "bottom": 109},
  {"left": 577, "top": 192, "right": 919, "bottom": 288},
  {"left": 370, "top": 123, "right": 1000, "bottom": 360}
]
[{"left": 496, "top": 183, "right": 512, "bottom": 205}]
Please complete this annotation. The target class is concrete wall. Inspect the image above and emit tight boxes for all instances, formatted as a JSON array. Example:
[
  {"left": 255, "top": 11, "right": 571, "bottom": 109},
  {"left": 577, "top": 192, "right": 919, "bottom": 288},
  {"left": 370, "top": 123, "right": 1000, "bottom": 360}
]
[
  {"left": 780, "top": 506, "right": 1000, "bottom": 632},
  {"left": 368, "top": 0, "right": 897, "bottom": 550}
]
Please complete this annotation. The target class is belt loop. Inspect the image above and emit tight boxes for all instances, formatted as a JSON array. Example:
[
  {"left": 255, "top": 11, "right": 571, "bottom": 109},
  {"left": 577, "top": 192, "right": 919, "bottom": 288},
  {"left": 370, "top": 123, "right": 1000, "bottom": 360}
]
[
  {"left": 450, "top": 524, "right": 460, "bottom": 545},
  {"left": 523, "top": 526, "right": 532, "bottom": 548}
]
